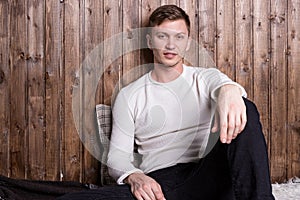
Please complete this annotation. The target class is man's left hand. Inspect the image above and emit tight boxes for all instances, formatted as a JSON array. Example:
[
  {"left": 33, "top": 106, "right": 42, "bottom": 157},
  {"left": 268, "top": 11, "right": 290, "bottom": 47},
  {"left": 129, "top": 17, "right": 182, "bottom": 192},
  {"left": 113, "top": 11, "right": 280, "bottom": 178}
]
[{"left": 211, "top": 85, "right": 247, "bottom": 144}]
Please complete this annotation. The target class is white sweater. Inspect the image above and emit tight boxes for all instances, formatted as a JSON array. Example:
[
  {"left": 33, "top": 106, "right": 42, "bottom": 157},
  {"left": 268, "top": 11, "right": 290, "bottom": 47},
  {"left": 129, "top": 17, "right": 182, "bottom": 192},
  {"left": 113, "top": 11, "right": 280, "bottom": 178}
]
[{"left": 107, "top": 65, "right": 246, "bottom": 184}]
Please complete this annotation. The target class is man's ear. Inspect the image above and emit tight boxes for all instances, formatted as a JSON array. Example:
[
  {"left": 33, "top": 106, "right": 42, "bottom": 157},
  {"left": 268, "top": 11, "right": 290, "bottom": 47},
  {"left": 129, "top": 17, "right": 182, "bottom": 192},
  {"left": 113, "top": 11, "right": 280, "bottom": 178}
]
[{"left": 146, "top": 34, "right": 152, "bottom": 50}]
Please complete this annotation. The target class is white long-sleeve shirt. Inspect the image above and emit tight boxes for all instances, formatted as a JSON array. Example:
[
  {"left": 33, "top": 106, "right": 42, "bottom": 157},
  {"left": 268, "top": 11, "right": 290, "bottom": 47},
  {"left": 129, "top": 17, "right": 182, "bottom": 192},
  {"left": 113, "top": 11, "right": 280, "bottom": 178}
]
[{"left": 107, "top": 65, "right": 247, "bottom": 184}]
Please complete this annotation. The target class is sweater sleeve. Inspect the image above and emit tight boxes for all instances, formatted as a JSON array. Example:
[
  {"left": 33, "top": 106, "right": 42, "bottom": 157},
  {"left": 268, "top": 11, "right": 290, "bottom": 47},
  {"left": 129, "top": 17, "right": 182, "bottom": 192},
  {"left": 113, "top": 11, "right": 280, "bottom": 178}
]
[
  {"left": 107, "top": 90, "right": 143, "bottom": 184},
  {"left": 201, "top": 68, "right": 247, "bottom": 101}
]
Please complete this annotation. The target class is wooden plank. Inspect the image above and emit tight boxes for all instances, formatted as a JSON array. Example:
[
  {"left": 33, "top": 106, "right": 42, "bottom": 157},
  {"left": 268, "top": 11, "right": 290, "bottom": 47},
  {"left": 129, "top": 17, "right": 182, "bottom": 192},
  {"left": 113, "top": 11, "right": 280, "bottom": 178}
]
[
  {"left": 82, "top": 0, "right": 104, "bottom": 184},
  {"left": 252, "top": 0, "right": 271, "bottom": 153},
  {"left": 179, "top": 0, "right": 198, "bottom": 67},
  {"left": 27, "top": 0, "right": 46, "bottom": 181},
  {"left": 235, "top": 0, "right": 253, "bottom": 99},
  {"left": 122, "top": 0, "right": 141, "bottom": 87},
  {"left": 287, "top": 0, "right": 300, "bottom": 180},
  {"left": 0, "top": 0, "right": 10, "bottom": 177},
  {"left": 9, "top": 0, "right": 28, "bottom": 179},
  {"left": 63, "top": 0, "right": 82, "bottom": 182},
  {"left": 161, "top": 0, "right": 178, "bottom": 6},
  {"left": 45, "top": 0, "right": 64, "bottom": 181},
  {"left": 216, "top": 0, "right": 236, "bottom": 80},
  {"left": 198, "top": 0, "right": 216, "bottom": 67},
  {"left": 269, "top": 0, "right": 288, "bottom": 183},
  {"left": 140, "top": 0, "right": 160, "bottom": 70},
  {"left": 103, "top": 0, "right": 123, "bottom": 106}
]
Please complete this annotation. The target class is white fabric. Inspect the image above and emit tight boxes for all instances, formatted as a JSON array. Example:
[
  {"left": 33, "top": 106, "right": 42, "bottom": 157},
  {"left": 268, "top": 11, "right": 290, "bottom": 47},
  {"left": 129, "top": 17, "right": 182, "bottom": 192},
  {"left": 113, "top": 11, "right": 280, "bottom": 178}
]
[{"left": 107, "top": 65, "right": 247, "bottom": 184}]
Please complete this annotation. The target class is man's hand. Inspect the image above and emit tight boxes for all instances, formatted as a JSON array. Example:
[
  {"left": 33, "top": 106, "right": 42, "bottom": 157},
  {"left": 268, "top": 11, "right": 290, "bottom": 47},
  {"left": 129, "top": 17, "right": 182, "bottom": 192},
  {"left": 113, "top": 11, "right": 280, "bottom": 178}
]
[
  {"left": 125, "top": 172, "right": 166, "bottom": 200},
  {"left": 211, "top": 84, "right": 247, "bottom": 144}
]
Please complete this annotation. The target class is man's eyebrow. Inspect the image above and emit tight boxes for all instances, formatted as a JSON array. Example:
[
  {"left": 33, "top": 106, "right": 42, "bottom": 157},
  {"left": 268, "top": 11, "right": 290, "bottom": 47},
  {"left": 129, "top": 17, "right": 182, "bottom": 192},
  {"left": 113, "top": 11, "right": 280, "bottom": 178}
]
[{"left": 154, "top": 30, "right": 187, "bottom": 35}]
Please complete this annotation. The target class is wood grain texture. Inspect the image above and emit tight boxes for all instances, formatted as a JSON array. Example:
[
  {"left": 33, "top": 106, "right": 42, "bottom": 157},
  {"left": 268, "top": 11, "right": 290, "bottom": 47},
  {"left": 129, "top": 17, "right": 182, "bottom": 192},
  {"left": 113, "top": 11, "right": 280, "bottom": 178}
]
[
  {"left": 45, "top": 0, "right": 64, "bottom": 181},
  {"left": 9, "top": 0, "right": 28, "bottom": 179},
  {"left": 216, "top": 0, "right": 236, "bottom": 80},
  {"left": 235, "top": 0, "right": 253, "bottom": 98},
  {"left": 0, "top": 0, "right": 10, "bottom": 177},
  {"left": 103, "top": 0, "right": 122, "bottom": 105},
  {"left": 270, "top": 0, "right": 288, "bottom": 183},
  {"left": 0, "top": 0, "right": 299, "bottom": 183},
  {"left": 82, "top": 0, "right": 103, "bottom": 184},
  {"left": 27, "top": 0, "right": 46, "bottom": 180},
  {"left": 252, "top": 0, "right": 271, "bottom": 150},
  {"left": 287, "top": 0, "right": 300, "bottom": 180},
  {"left": 63, "top": 0, "right": 83, "bottom": 181}
]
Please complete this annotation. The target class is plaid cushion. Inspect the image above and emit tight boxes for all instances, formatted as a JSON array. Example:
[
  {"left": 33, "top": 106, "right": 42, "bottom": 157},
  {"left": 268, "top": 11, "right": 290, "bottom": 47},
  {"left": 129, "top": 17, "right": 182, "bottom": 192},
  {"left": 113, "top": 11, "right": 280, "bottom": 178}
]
[{"left": 95, "top": 104, "right": 116, "bottom": 185}]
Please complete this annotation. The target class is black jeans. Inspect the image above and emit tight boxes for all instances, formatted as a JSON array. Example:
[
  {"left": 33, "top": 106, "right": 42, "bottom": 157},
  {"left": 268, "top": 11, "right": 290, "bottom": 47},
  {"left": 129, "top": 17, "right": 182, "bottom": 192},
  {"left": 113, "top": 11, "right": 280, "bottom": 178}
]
[{"left": 57, "top": 98, "right": 275, "bottom": 200}]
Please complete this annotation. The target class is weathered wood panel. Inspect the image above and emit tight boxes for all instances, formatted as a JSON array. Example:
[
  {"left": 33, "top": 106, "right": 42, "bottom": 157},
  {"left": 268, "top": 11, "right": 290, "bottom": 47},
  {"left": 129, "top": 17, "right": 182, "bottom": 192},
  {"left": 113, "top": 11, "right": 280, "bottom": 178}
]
[
  {"left": 252, "top": 0, "right": 271, "bottom": 151},
  {"left": 45, "top": 0, "right": 64, "bottom": 181},
  {"left": 27, "top": 0, "right": 46, "bottom": 180},
  {"left": 235, "top": 0, "right": 253, "bottom": 98},
  {"left": 9, "top": 0, "right": 28, "bottom": 179},
  {"left": 216, "top": 0, "right": 236, "bottom": 79},
  {"left": 287, "top": 0, "right": 300, "bottom": 180},
  {"left": 270, "top": 0, "right": 288, "bottom": 183},
  {"left": 82, "top": 0, "right": 103, "bottom": 184},
  {"left": 63, "top": 0, "right": 83, "bottom": 181},
  {"left": 0, "top": 0, "right": 10, "bottom": 177},
  {"left": 0, "top": 0, "right": 299, "bottom": 184}
]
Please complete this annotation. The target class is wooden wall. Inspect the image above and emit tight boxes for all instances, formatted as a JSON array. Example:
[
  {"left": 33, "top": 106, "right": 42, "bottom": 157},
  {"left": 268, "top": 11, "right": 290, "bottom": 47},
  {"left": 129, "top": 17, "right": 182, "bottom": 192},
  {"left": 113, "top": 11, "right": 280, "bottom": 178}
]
[{"left": 0, "top": 0, "right": 299, "bottom": 184}]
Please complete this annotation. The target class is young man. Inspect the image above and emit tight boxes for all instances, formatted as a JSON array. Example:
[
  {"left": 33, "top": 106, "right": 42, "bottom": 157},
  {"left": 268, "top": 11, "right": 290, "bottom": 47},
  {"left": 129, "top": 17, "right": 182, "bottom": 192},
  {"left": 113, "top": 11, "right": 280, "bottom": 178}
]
[{"left": 58, "top": 5, "right": 274, "bottom": 200}]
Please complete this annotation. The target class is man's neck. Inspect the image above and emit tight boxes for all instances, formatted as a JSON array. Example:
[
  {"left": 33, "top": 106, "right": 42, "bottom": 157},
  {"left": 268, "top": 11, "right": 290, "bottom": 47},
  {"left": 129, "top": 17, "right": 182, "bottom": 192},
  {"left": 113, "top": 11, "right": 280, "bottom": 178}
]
[{"left": 151, "top": 63, "right": 183, "bottom": 83}]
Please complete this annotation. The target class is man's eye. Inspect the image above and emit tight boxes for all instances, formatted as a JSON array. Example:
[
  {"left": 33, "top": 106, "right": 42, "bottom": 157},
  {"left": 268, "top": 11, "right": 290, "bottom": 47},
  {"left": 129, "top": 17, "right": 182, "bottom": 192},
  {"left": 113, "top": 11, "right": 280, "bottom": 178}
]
[
  {"left": 157, "top": 34, "right": 167, "bottom": 39},
  {"left": 176, "top": 35, "right": 185, "bottom": 40}
]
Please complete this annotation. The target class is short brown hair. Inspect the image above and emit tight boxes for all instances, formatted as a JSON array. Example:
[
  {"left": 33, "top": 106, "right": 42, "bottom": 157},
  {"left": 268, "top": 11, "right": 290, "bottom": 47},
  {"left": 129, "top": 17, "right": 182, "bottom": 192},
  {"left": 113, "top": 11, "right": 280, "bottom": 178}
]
[{"left": 149, "top": 5, "right": 191, "bottom": 35}]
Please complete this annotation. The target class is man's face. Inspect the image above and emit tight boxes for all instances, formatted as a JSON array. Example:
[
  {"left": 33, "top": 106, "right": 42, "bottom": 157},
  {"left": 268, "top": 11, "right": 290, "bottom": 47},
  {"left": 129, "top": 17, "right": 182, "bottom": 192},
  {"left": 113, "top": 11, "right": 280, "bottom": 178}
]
[{"left": 147, "top": 19, "right": 190, "bottom": 68}]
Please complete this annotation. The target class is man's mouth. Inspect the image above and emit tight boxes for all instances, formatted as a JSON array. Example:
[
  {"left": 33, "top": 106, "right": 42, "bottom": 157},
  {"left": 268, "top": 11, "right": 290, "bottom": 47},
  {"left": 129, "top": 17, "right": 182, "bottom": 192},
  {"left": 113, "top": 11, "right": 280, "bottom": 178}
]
[{"left": 163, "top": 52, "right": 177, "bottom": 59}]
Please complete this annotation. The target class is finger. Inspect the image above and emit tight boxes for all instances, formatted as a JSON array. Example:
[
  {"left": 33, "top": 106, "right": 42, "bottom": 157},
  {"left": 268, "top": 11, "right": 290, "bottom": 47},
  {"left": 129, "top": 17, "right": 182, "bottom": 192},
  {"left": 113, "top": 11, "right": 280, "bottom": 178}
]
[
  {"left": 139, "top": 189, "right": 153, "bottom": 200},
  {"left": 240, "top": 108, "right": 247, "bottom": 133},
  {"left": 232, "top": 114, "right": 242, "bottom": 139},
  {"left": 152, "top": 185, "right": 165, "bottom": 200},
  {"left": 226, "top": 112, "right": 235, "bottom": 143},
  {"left": 219, "top": 112, "right": 228, "bottom": 144},
  {"left": 211, "top": 113, "right": 219, "bottom": 133}
]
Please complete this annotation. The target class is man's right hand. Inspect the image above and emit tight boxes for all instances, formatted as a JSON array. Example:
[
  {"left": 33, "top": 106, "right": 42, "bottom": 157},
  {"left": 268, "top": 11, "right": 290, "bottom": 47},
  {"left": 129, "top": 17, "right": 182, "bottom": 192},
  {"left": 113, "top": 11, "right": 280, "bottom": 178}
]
[{"left": 124, "top": 172, "right": 166, "bottom": 200}]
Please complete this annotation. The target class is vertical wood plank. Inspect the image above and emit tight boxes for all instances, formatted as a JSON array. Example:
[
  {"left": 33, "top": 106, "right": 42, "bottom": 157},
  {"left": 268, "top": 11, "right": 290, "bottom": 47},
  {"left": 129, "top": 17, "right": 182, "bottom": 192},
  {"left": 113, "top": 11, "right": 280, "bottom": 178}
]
[
  {"left": 270, "top": 0, "right": 288, "bottom": 182},
  {"left": 160, "top": 0, "right": 178, "bottom": 6},
  {"left": 0, "top": 0, "right": 10, "bottom": 177},
  {"left": 103, "top": 0, "right": 123, "bottom": 105},
  {"left": 216, "top": 0, "right": 236, "bottom": 80},
  {"left": 252, "top": 0, "right": 271, "bottom": 151},
  {"left": 122, "top": 0, "right": 141, "bottom": 87},
  {"left": 45, "top": 0, "right": 64, "bottom": 181},
  {"left": 9, "top": 0, "right": 28, "bottom": 179},
  {"left": 198, "top": 0, "right": 217, "bottom": 67},
  {"left": 82, "top": 0, "right": 104, "bottom": 184},
  {"left": 235, "top": 0, "right": 253, "bottom": 99},
  {"left": 27, "top": 0, "right": 46, "bottom": 180},
  {"left": 179, "top": 0, "right": 198, "bottom": 67},
  {"left": 63, "top": 0, "right": 82, "bottom": 181},
  {"left": 140, "top": 0, "right": 160, "bottom": 67},
  {"left": 287, "top": 0, "right": 300, "bottom": 179}
]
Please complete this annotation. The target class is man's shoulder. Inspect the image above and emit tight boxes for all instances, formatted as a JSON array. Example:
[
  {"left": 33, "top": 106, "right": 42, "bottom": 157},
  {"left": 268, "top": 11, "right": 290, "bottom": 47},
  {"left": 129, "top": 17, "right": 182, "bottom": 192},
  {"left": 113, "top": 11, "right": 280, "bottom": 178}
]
[{"left": 120, "top": 72, "right": 149, "bottom": 93}]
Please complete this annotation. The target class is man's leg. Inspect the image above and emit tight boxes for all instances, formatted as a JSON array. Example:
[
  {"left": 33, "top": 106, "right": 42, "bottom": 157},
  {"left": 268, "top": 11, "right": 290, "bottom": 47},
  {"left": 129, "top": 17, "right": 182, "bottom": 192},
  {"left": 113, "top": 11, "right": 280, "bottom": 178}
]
[
  {"left": 56, "top": 185, "right": 135, "bottom": 200},
  {"left": 159, "top": 98, "right": 275, "bottom": 200},
  {"left": 224, "top": 98, "right": 275, "bottom": 200}
]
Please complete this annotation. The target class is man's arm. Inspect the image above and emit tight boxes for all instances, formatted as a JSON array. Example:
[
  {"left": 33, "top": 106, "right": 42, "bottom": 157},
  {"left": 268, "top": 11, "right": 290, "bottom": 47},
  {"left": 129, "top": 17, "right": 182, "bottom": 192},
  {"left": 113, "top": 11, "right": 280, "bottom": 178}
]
[
  {"left": 108, "top": 90, "right": 166, "bottom": 200},
  {"left": 211, "top": 84, "right": 247, "bottom": 144}
]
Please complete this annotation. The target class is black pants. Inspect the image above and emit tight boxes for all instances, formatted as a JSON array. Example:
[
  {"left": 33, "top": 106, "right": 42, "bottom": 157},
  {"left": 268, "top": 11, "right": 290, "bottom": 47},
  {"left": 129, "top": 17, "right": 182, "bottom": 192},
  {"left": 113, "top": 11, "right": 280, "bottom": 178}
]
[{"left": 57, "top": 98, "right": 275, "bottom": 200}]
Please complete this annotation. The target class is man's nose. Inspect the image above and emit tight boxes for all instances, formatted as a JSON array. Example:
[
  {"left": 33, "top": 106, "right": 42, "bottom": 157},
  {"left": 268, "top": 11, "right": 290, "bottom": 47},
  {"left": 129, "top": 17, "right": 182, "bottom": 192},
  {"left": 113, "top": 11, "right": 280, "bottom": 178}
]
[{"left": 165, "top": 37, "right": 175, "bottom": 50}]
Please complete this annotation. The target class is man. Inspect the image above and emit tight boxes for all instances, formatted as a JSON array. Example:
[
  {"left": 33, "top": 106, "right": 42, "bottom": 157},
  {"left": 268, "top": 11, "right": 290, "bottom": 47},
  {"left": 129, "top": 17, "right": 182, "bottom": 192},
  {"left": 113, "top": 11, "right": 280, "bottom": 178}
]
[{"left": 58, "top": 5, "right": 274, "bottom": 200}]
